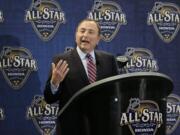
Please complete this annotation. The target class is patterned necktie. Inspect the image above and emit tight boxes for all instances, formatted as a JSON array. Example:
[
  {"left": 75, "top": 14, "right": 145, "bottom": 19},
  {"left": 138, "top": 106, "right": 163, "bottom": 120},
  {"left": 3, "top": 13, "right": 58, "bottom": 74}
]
[{"left": 86, "top": 53, "right": 96, "bottom": 83}]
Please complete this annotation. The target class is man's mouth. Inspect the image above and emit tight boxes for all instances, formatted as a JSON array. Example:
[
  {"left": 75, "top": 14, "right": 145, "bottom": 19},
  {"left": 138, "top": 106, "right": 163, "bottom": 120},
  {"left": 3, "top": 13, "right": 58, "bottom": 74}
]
[{"left": 81, "top": 39, "right": 90, "bottom": 44}]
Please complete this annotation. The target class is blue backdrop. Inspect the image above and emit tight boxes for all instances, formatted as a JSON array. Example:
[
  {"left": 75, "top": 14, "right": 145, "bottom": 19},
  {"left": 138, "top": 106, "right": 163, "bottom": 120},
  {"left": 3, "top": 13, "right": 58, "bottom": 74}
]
[{"left": 0, "top": 0, "right": 179, "bottom": 135}]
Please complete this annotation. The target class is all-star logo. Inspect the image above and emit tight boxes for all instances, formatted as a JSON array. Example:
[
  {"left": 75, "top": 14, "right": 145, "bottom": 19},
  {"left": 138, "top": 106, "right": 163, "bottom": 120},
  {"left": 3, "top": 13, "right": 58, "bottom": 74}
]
[
  {"left": 166, "top": 94, "right": 180, "bottom": 134},
  {"left": 118, "top": 47, "right": 158, "bottom": 73},
  {"left": 27, "top": 95, "right": 59, "bottom": 135},
  {"left": 120, "top": 98, "right": 163, "bottom": 135},
  {"left": 147, "top": 2, "right": 180, "bottom": 43},
  {"left": 88, "top": 0, "right": 127, "bottom": 42},
  {"left": 0, "top": 108, "right": 5, "bottom": 120},
  {"left": 25, "top": 0, "right": 66, "bottom": 41},
  {"left": 0, "top": 10, "right": 4, "bottom": 22},
  {"left": 0, "top": 46, "right": 38, "bottom": 90}
]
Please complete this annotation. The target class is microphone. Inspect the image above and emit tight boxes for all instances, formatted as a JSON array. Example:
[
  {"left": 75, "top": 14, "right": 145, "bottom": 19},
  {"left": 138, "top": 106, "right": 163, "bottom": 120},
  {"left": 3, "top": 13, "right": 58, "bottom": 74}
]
[
  {"left": 116, "top": 55, "right": 129, "bottom": 74},
  {"left": 116, "top": 55, "right": 129, "bottom": 68}
]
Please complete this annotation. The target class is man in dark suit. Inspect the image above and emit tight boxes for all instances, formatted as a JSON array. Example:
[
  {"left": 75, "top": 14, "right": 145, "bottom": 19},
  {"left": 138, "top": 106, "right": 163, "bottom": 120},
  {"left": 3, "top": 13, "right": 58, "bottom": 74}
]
[{"left": 44, "top": 19, "right": 118, "bottom": 135}]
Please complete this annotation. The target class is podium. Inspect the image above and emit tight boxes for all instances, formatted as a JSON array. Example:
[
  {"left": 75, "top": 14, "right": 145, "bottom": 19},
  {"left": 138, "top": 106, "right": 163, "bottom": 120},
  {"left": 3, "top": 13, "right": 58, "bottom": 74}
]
[{"left": 58, "top": 72, "right": 173, "bottom": 135}]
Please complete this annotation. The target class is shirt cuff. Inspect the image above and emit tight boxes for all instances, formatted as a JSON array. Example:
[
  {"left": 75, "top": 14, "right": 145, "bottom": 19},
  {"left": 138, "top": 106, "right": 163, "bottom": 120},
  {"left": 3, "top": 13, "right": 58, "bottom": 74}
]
[{"left": 50, "top": 80, "right": 59, "bottom": 94}]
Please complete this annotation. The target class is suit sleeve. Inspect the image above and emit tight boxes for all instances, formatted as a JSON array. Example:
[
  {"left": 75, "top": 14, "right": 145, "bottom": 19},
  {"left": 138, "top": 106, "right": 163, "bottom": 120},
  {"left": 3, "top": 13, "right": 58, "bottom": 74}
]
[{"left": 43, "top": 56, "right": 63, "bottom": 104}]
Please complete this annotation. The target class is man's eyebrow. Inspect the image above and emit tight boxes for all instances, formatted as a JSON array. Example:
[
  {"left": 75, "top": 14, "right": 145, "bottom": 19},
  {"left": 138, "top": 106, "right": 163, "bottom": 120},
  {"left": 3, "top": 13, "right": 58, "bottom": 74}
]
[
  {"left": 79, "top": 28, "right": 85, "bottom": 30},
  {"left": 79, "top": 27, "right": 95, "bottom": 31},
  {"left": 89, "top": 29, "right": 95, "bottom": 32}
]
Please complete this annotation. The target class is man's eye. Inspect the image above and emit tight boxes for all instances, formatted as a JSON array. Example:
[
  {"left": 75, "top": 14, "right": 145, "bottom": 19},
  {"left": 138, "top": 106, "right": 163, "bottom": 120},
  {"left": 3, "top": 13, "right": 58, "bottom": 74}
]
[
  {"left": 89, "top": 31, "right": 94, "bottom": 34},
  {"left": 80, "top": 30, "right": 85, "bottom": 33}
]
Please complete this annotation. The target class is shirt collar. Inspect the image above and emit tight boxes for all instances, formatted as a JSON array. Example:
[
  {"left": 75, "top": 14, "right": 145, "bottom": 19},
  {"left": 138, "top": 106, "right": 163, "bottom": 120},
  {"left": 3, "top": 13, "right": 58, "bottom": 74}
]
[{"left": 76, "top": 46, "right": 95, "bottom": 60}]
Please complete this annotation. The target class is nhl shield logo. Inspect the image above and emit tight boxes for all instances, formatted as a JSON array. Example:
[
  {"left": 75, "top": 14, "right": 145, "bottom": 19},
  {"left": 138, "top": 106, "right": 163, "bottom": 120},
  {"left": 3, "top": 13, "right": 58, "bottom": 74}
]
[
  {"left": 0, "top": 47, "right": 37, "bottom": 89},
  {"left": 147, "top": 2, "right": 180, "bottom": 43},
  {"left": 166, "top": 94, "right": 180, "bottom": 134},
  {"left": 88, "top": 0, "right": 127, "bottom": 42},
  {"left": 25, "top": 0, "right": 66, "bottom": 41},
  {"left": 27, "top": 95, "right": 59, "bottom": 135},
  {"left": 120, "top": 98, "right": 163, "bottom": 135}
]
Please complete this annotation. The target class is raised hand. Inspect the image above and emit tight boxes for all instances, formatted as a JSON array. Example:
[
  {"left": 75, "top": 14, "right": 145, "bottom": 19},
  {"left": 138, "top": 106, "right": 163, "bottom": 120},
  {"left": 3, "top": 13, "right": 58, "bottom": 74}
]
[{"left": 51, "top": 60, "right": 69, "bottom": 87}]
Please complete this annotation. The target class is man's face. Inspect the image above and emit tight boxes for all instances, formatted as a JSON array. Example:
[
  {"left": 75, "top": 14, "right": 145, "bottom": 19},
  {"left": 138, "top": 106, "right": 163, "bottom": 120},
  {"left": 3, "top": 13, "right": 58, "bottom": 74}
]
[{"left": 75, "top": 20, "right": 100, "bottom": 53}]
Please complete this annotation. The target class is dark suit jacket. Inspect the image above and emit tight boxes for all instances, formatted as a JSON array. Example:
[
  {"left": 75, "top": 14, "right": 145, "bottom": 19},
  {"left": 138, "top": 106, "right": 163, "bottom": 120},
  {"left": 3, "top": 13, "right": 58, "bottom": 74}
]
[{"left": 44, "top": 49, "right": 118, "bottom": 135}]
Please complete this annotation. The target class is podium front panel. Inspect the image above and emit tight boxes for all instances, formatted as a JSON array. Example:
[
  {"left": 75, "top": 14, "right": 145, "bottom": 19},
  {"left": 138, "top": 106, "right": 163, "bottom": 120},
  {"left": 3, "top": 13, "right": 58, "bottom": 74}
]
[{"left": 58, "top": 72, "right": 173, "bottom": 135}]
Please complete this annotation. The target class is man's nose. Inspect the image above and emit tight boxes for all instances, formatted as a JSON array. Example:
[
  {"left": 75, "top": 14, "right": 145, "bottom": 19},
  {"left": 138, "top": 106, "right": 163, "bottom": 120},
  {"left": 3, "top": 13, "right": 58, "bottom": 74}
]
[{"left": 83, "top": 31, "right": 88, "bottom": 37}]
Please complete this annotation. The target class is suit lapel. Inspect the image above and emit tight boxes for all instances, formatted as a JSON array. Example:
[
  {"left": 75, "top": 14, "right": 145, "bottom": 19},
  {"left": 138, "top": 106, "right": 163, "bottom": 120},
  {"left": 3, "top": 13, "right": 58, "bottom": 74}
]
[
  {"left": 71, "top": 49, "right": 89, "bottom": 84},
  {"left": 95, "top": 51, "right": 104, "bottom": 81}
]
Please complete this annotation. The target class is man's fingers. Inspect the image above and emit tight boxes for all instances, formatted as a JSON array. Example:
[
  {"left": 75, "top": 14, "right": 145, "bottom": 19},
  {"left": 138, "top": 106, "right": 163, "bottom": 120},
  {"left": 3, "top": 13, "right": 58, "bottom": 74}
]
[
  {"left": 51, "top": 63, "right": 55, "bottom": 71},
  {"left": 60, "top": 60, "right": 67, "bottom": 69},
  {"left": 61, "top": 61, "right": 69, "bottom": 74},
  {"left": 56, "top": 60, "right": 68, "bottom": 72},
  {"left": 64, "top": 68, "right": 69, "bottom": 76},
  {"left": 61, "top": 68, "right": 69, "bottom": 80},
  {"left": 53, "top": 60, "right": 69, "bottom": 78},
  {"left": 56, "top": 60, "right": 63, "bottom": 69}
]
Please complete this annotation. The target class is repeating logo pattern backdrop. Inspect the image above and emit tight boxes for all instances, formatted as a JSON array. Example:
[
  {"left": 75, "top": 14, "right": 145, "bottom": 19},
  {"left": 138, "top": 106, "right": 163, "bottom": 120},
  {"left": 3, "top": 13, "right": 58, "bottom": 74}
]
[{"left": 0, "top": 0, "right": 179, "bottom": 135}]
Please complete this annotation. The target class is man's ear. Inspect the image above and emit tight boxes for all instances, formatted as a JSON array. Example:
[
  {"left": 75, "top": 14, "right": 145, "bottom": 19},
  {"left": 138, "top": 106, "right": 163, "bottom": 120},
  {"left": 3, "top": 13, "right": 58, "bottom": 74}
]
[
  {"left": 99, "top": 34, "right": 102, "bottom": 40},
  {"left": 75, "top": 32, "right": 78, "bottom": 43},
  {"left": 97, "top": 35, "right": 102, "bottom": 44}
]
